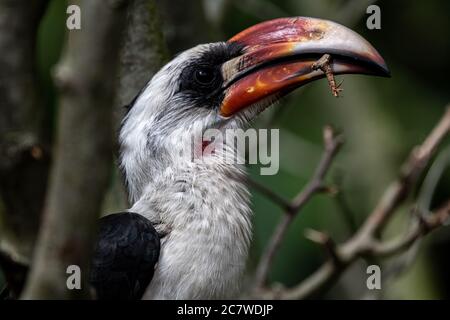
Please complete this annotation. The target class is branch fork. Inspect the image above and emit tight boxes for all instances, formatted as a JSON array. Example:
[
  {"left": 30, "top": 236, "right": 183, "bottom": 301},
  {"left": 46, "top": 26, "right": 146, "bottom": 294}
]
[{"left": 250, "top": 106, "right": 450, "bottom": 300}]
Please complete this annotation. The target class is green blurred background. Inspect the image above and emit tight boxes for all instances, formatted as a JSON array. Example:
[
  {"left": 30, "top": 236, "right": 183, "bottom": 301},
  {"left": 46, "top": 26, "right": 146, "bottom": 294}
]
[{"left": 1, "top": 0, "right": 450, "bottom": 299}]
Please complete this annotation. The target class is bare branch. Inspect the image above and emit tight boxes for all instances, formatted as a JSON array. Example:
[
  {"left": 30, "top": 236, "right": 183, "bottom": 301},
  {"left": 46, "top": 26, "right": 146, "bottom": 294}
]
[
  {"left": 305, "top": 229, "right": 342, "bottom": 267},
  {"left": 253, "top": 126, "right": 343, "bottom": 289},
  {"left": 356, "top": 106, "right": 450, "bottom": 238},
  {"left": 254, "top": 106, "right": 450, "bottom": 299},
  {"left": 418, "top": 146, "right": 450, "bottom": 211},
  {"left": 377, "top": 146, "right": 450, "bottom": 285},
  {"left": 22, "top": 0, "right": 130, "bottom": 299},
  {"left": 244, "top": 176, "right": 292, "bottom": 211},
  {"left": 371, "top": 204, "right": 450, "bottom": 257}
]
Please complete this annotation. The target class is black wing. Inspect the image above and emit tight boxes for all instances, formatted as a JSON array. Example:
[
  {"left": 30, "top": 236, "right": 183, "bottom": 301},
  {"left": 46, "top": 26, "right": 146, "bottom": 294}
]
[{"left": 89, "top": 212, "right": 160, "bottom": 300}]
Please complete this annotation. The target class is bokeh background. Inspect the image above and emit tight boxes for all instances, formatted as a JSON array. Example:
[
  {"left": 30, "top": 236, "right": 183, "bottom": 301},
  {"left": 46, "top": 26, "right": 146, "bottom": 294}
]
[{"left": 1, "top": 0, "right": 450, "bottom": 299}]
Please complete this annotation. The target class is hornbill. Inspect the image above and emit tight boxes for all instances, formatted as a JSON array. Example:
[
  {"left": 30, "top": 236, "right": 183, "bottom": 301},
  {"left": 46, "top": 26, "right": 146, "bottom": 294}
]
[{"left": 89, "top": 17, "right": 389, "bottom": 300}]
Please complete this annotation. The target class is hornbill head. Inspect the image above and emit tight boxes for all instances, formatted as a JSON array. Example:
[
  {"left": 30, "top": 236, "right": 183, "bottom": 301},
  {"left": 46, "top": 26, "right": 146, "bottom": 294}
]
[
  {"left": 104, "top": 17, "right": 390, "bottom": 300},
  {"left": 120, "top": 17, "right": 389, "bottom": 202}
]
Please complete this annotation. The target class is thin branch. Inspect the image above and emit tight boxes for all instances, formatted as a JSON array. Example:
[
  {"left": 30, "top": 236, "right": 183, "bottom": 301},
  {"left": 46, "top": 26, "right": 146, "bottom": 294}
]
[
  {"left": 244, "top": 176, "right": 292, "bottom": 211},
  {"left": 255, "top": 106, "right": 450, "bottom": 299},
  {"left": 305, "top": 229, "right": 342, "bottom": 267},
  {"left": 376, "top": 146, "right": 450, "bottom": 287},
  {"left": 371, "top": 204, "right": 450, "bottom": 257},
  {"left": 22, "top": 0, "right": 130, "bottom": 299},
  {"left": 417, "top": 145, "right": 450, "bottom": 211},
  {"left": 312, "top": 54, "right": 343, "bottom": 97},
  {"left": 253, "top": 126, "right": 343, "bottom": 289},
  {"left": 356, "top": 106, "right": 450, "bottom": 238}
]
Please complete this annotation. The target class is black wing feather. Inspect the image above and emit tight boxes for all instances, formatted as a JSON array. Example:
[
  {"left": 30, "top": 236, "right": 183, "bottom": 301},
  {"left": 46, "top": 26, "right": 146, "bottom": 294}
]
[{"left": 89, "top": 212, "right": 160, "bottom": 300}]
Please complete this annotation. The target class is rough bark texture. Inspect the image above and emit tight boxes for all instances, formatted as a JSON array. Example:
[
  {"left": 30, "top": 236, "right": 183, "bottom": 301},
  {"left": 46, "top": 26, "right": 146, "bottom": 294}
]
[
  {"left": 22, "top": 0, "right": 130, "bottom": 299},
  {"left": 116, "top": 0, "right": 168, "bottom": 110},
  {"left": 0, "top": 0, "right": 49, "bottom": 260}
]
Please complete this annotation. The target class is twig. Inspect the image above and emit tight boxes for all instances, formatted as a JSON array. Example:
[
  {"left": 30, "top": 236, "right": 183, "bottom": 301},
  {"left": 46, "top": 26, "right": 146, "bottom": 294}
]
[
  {"left": 244, "top": 176, "right": 292, "bottom": 212},
  {"left": 312, "top": 54, "right": 343, "bottom": 97},
  {"left": 371, "top": 203, "right": 450, "bottom": 257},
  {"left": 417, "top": 145, "right": 450, "bottom": 211},
  {"left": 266, "top": 5, "right": 371, "bottom": 127},
  {"left": 378, "top": 146, "right": 450, "bottom": 288},
  {"left": 305, "top": 229, "right": 342, "bottom": 267},
  {"left": 254, "top": 106, "right": 450, "bottom": 299},
  {"left": 357, "top": 106, "right": 450, "bottom": 238},
  {"left": 253, "top": 126, "right": 343, "bottom": 289}
]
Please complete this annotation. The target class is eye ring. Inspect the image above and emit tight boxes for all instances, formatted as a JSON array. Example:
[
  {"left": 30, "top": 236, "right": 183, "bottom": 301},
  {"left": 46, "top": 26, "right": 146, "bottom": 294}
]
[{"left": 194, "top": 67, "right": 216, "bottom": 85}]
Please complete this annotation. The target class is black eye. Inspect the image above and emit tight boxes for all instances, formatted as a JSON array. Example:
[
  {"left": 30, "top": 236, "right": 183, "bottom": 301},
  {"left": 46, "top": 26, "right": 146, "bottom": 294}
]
[
  {"left": 179, "top": 63, "right": 222, "bottom": 97},
  {"left": 194, "top": 67, "right": 216, "bottom": 85}
]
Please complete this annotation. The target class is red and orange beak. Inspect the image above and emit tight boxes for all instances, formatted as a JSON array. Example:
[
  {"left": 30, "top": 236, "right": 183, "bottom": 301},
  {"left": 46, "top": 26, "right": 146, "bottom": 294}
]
[{"left": 220, "top": 17, "right": 390, "bottom": 117}]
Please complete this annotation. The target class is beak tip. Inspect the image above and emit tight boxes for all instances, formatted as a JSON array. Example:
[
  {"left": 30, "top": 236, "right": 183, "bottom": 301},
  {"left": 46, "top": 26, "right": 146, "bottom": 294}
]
[
  {"left": 377, "top": 62, "right": 391, "bottom": 78},
  {"left": 376, "top": 59, "right": 391, "bottom": 78}
]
